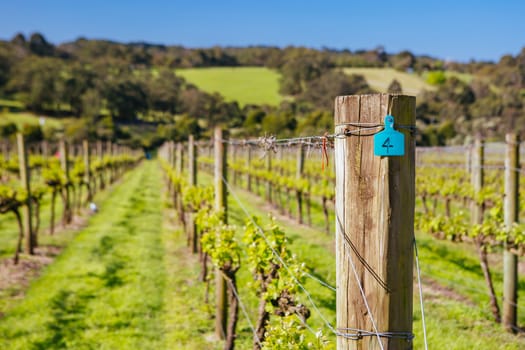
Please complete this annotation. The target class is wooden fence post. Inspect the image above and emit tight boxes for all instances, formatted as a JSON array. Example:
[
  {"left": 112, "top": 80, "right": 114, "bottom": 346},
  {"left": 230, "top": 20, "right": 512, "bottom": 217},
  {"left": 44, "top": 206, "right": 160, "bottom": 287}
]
[
  {"left": 503, "top": 133, "right": 519, "bottom": 332},
  {"left": 1, "top": 139, "right": 9, "bottom": 160},
  {"left": 296, "top": 143, "right": 305, "bottom": 224},
  {"left": 471, "top": 137, "right": 484, "bottom": 223},
  {"left": 188, "top": 135, "right": 198, "bottom": 254},
  {"left": 214, "top": 127, "right": 228, "bottom": 340},
  {"left": 60, "top": 139, "right": 73, "bottom": 224},
  {"left": 231, "top": 143, "right": 238, "bottom": 186},
  {"left": 334, "top": 94, "right": 415, "bottom": 350},
  {"left": 177, "top": 142, "right": 184, "bottom": 176},
  {"left": 246, "top": 146, "right": 252, "bottom": 192},
  {"left": 175, "top": 142, "right": 184, "bottom": 223},
  {"left": 471, "top": 137, "right": 501, "bottom": 322},
  {"left": 17, "top": 133, "right": 34, "bottom": 254},
  {"left": 97, "top": 140, "right": 103, "bottom": 159},
  {"left": 83, "top": 140, "right": 92, "bottom": 202},
  {"left": 265, "top": 151, "right": 272, "bottom": 203}
]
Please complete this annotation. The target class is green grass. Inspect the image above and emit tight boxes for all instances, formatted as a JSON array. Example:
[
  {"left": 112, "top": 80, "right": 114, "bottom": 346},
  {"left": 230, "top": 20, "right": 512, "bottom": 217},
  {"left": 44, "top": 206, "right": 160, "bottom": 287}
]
[
  {"left": 0, "top": 161, "right": 167, "bottom": 349},
  {"left": 3, "top": 157, "right": 525, "bottom": 349},
  {"left": 343, "top": 67, "right": 434, "bottom": 95},
  {"left": 195, "top": 162, "right": 525, "bottom": 349},
  {"left": 0, "top": 111, "right": 67, "bottom": 130},
  {"left": 176, "top": 67, "right": 283, "bottom": 106},
  {"left": 0, "top": 99, "right": 24, "bottom": 109}
]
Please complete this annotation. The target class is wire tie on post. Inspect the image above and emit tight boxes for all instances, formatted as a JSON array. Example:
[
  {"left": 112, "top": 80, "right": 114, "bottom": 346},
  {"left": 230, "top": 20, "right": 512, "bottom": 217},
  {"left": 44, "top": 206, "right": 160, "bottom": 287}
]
[{"left": 321, "top": 133, "right": 329, "bottom": 172}]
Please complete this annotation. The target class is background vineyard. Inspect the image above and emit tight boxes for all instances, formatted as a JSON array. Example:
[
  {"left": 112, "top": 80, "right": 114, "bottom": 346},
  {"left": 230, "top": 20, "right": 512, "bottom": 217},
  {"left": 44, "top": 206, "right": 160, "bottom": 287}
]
[{"left": 155, "top": 132, "right": 525, "bottom": 349}]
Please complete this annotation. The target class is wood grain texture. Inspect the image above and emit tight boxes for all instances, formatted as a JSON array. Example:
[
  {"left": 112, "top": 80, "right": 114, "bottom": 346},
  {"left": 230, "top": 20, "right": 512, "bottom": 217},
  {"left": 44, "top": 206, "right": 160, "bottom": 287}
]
[
  {"left": 503, "top": 133, "right": 519, "bottom": 332},
  {"left": 214, "top": 127, "right": 228, "bottom": 340},
  {"left": 335, "top": 94, "right": 415, "bottom": 350}
]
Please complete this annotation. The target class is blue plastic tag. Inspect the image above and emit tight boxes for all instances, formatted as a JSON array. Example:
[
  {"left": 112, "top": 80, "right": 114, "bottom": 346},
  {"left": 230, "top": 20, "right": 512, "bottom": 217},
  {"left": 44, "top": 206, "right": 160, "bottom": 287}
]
[{"left": 373, "top": 115, "right": 405, "bottom": 156}]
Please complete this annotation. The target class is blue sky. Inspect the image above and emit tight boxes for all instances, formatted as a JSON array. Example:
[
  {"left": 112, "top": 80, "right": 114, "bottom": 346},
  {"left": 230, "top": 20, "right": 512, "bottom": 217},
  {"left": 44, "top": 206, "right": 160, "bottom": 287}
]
[{"left": 1, "top": 0, "right": 524, "bottom": 62}]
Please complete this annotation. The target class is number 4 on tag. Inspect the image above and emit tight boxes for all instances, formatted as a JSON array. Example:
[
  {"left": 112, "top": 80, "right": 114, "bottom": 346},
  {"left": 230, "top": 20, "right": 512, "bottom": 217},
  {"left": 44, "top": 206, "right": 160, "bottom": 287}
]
[{"left": 373, "top": 115, "right": 405, "bottom": 157}]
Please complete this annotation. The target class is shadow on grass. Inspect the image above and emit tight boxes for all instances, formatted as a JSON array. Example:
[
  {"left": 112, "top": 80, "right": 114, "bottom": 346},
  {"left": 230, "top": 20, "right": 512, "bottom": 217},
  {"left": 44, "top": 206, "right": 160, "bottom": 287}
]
[{"left": 32, "top": 289, "right": 94, "bottom": 350}]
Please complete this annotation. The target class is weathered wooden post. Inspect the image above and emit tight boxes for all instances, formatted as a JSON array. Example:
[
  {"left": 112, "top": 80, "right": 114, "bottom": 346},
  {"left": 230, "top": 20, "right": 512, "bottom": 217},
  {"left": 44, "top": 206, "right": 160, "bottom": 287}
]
[
  {"left": 177, "top": 142, "right": 184, "bottom": 176},
  {"left": 176, "top": 142, "right": 184, "bottom": 224},
  {"left": 214, "top": 127, "right": 228, "bottom": 340},
  {"left": 231, "top": 143, "right": 238, "bottom": 186},
  {"left": 188, "top": 135, "right": 198, "bottom": 254},
  {"left": 17, "top": 133, "right": 34, "bottom": 254},
  {"left": 60, "top": 139, "right": 73, "bottom": 225},
  {"left": 296, "top": 143, "right": 306, "bottom": 224},
  {"left": 167, "top": 141, "right": 174, "bottom": 195},
  {"left": 471, "top": 137, "right": 500, "bottom": 322},
  {"left": 503, "top": 133, "right": 519, "bottom": 332},
  {"left": 246, "top": 146, "right": 252, "bottom": 192},
  {"left": 265, "top": 150, "right": 272, "bottom": 203},
  {"left": 471, "top": 137, "right": 484, "bottom": 224},
  {"left": 334, "top": 94, "right": 415, "bottom": 350},
  {"left": 83, "top": 140, "right": 92, "bottom": 202}
]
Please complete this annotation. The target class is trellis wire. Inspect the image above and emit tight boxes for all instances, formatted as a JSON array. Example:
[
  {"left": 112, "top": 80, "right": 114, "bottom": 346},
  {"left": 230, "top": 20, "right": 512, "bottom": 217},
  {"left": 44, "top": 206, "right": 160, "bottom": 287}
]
[
  {"left": 220, "top": 174, "right": 338, "bottom": 338},
  {"left": 224, "top": 276, "right": 263, "bottom": 348},
  {"left": 414, "top": 238, "right": 429, "bottom": 350}
]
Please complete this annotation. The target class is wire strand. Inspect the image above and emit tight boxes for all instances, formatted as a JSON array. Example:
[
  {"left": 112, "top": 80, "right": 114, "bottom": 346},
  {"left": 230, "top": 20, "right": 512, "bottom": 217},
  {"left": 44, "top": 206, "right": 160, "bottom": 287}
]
[
  {"left": 414, "top": 238, "right": 429, "bottom": 350},
  {"left": 224, "top": 276, "right": 263, "bottom": 348},
  {"left": 221, "top": 174, "right": 338, "bottom": 336},
  {"left": 303, "top": 271, "right": 336, "bottom": 292},
  {"left": 336, "top": 214, "right": 384, "bottom": 350}
]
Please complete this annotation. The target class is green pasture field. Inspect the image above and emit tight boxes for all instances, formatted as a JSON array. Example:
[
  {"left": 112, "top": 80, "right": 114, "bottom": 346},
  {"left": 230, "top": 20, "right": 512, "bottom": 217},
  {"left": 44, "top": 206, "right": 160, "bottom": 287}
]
[
  {"left": 176, "top": 67, "right": 284, "bottom": 106},
  {"left": 343, "top": 67, "right": 434, "bottom": 95},
  {"left": 0, "top": 111, "right": 67, "bottom": 130}
]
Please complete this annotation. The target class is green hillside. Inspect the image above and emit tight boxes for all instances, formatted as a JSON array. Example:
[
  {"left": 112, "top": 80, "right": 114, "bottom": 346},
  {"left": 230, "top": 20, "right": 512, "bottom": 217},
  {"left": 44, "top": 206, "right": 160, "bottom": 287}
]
[
  {"left": 177, "top": 66, "right": 435, "bottom": 106},
  {"left": 0, "top": 111, "right": 67, "bottom": 130},
  {"left": 343, "top": 67, "right": 434, "bottom": 95},
  {"left": 176, "top": 67, "right": 283, "bottom": 106}
]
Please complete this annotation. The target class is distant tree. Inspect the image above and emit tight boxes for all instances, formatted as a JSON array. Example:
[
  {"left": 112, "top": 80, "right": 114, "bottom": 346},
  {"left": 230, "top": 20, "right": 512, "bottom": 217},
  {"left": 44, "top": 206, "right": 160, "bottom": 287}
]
[
  {"left": 57, "top": 64, "right": 97, "bottom": 115},
  {"left": 21, "top": 124, "right": 43, "bottom": 143},
  {"left": 261, "top": 112, "right": 296, "bottom": 137},
  {"left": 0, "top": 122, "right": 17, "bottom": 137},
  {"left": 296, "top": 110, "right": 333, "bottom": 136},
  {"left": 279, "top": 50, "right": 331, "bottom": 95},
  {"left": 0, "top": 47, "right": 11, "bottom": 90},
  {"left": 95, "top": 116, "right": 115, "bottom": 140},
  {"left": 105, "top": 78, "right": 148, "bottom": 121},
  {"left": 7, "top": 56, "right": 63, "bottom": 112},
  {"left": 10, "top": 33, "right": 26, "bottom": 46},
  {"left": 146, "top": 68, "right": 184, "bottom": 114},
  {"left": 390, "top": 51, "right": 415, "bottom": 71},
  {"left": 387, "top": 79, "right": 403, "bottom": 93},
  {"left": 28, "top": 32, "right": 54, "bottom": 56},
  {"left": 81, "top": 88, "right": 102, "bottom": 119},
  {"left": 299, "top": 71, "right": 374, "bottom": 111},
  {"left": 242, "top": 108, "right": 266, "bottom": 135}
]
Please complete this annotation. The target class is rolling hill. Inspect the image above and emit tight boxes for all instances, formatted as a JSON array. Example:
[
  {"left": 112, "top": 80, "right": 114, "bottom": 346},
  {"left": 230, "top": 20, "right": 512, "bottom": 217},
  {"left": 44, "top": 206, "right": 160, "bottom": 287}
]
[
  {"left": 177, "top": 66, "right": 435, "bottom": 107},
  {"left": 176, "top": 67, "right": 283, "bottom": 107}
]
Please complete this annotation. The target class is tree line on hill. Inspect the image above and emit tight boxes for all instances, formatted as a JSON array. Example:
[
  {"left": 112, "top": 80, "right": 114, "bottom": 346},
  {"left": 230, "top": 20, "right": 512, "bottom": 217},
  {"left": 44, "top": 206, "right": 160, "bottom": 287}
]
[{"left": 0, "top": 32, "right": 524, "bottom": 147}]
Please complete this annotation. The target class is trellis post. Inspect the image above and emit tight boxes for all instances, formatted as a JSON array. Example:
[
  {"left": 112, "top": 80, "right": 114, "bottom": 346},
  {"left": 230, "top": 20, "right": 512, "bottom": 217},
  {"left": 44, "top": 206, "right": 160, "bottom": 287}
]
[
  {"left": 17, "top": 133, "right": 34, "bottom": 254},
  {"left": 334, "top": 94, "right": 415, "bottom": 350},
  {"left": 214, "top": 127, "right": 228, "bottom": 340},
  {"left": 188, "top": 135, "right": 198, "bottom": 254},
  {"left": 503, "top": 133, "right": 519, "bottom": 332}
]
